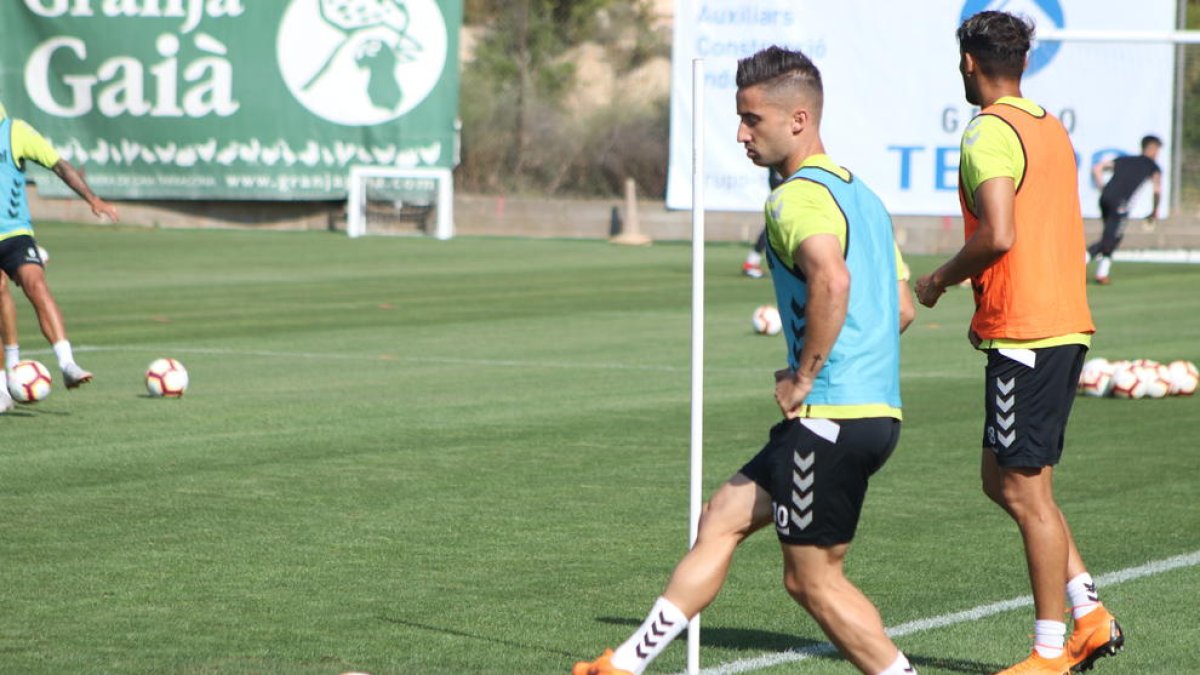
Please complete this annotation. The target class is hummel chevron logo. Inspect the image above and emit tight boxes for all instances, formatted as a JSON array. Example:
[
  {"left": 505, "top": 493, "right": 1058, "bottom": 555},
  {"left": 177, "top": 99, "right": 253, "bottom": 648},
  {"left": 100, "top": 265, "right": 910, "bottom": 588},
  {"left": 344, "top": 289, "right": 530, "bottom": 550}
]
[
  {"left": 995, "top": 412, "right": 1015, "bottom": 430},
  {"left": 792, "top": 490, "right": 813, "bottom": 510},
  {"left": 795, "top": 452, "right": 814, "bottom": 472},
  {"left": 997, "top": 377, "right": 1015, "bottom": 395},
  {"left": 794, "top": 471, "right": 814, "bottom": 492},
  {"left": 995, "top": 394, "right": 1015, "bottom": 413},
  {"left": 794, "top": 511, "right": 813, "bottom": 529},
  {"left": 997, "top": 429, "right": 1016, "bottom": 447},
  {"left": 1085, "top": 582, "right": 1099, "bottom": 602},
  {"left": 634, "top": 612, "right": 676, "bottom": 658}
]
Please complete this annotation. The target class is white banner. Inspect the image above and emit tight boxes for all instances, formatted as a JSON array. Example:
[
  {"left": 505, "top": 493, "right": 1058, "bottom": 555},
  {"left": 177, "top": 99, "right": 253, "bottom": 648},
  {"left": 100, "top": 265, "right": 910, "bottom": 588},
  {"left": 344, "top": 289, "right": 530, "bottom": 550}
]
[{"left": 666, "top": 0, "right": 1176, "bottom": 218}]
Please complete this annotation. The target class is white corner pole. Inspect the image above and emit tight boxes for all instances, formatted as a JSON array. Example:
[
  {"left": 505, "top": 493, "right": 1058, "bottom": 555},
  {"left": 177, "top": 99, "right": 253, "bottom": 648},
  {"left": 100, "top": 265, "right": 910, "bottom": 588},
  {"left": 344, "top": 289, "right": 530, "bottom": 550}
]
[{"left": 687, "top": 57, "right": 705, "bottom": 675}]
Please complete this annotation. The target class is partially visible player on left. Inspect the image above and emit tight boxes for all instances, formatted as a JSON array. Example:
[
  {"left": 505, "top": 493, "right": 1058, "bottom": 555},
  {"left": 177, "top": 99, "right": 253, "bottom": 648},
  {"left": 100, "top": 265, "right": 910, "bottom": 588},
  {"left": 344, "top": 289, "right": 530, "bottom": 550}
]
[{"left": 0, "top": 101, "right": 118, "bottom": 411}]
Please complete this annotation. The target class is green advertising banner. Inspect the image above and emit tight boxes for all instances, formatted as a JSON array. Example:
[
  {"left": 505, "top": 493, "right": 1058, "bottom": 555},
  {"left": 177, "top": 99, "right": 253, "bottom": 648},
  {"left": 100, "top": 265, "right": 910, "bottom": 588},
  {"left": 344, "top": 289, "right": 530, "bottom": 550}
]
[{"left": 0, "top": 0, "right": 462, "bottom": 200}]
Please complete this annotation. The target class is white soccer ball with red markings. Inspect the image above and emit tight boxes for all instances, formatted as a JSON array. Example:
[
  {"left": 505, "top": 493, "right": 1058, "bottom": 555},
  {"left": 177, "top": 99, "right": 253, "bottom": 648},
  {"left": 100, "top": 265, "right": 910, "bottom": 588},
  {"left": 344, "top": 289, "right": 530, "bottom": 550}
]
[
  {"left": 1109, "top": 363, "right": 1146, "bottom": 400},
  {"left": 1077, "top": 358, "right": 1114, "bottom": 398},
  {"left": 1137, "top": 362, "right": 1172, "bottom": 399},
  {"left": 145, "top": 358, "right": 188, "bottom": 398},
  {"left": 1167, "top": 360, "right": 1199, "bottom": 396},
  {"left": 751, "top": 304, "right": 782, "bottom": 336},
  {"left": 8, "top": 360, "right": 52, "bottom": 403}
]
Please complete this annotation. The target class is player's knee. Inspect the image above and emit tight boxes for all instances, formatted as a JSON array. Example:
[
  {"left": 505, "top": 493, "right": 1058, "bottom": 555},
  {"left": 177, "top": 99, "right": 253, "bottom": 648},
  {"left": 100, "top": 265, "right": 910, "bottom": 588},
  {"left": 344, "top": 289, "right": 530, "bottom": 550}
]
[
  {"left": 695, "top": 500, "right": 744, "bottom": 542},
  {"left": 782, "top": 571, "right": 834, "bottom": 611},
  {"left": 981, "top": 476, "right": 1006, "bottom": 506}
]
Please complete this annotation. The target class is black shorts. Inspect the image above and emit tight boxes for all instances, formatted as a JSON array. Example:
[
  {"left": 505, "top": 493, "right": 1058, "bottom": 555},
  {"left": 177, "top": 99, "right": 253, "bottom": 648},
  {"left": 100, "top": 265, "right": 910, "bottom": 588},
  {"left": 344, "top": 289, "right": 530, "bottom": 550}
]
[
  {"left": 982, "top": 344, "right": 1087, "bottom": 468},
  {"left": 0, "top": 235, "right": 45, "bottom": 281},
  {"left": 740, "top": 416, "right": 900, "bottom": 546}
]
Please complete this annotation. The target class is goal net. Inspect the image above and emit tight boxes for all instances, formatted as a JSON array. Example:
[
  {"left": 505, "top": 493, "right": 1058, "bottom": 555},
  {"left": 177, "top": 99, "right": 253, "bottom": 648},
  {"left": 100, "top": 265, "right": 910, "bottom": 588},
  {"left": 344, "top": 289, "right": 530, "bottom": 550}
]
[{"left": 346, "top": 166, "right": 454, "bottom": 240}]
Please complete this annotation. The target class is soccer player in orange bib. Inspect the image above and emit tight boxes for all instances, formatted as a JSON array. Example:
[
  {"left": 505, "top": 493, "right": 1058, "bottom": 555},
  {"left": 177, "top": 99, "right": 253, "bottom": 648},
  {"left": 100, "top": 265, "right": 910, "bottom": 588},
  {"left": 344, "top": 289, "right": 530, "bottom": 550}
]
[{"left": 915, "top": 11, "right": 1123, "bottom": 674}]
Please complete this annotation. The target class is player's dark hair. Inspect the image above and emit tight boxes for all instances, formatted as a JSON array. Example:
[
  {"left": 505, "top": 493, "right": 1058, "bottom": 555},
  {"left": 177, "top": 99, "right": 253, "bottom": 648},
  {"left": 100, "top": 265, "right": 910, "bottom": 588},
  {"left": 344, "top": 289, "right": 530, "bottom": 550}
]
[
  {"left": 736, "top": 46, "right": 823, "bottom": 115},
  {"left": 957, "top": 11, "right": 1033, "bottom": 79},
  {"left": 1141, "top": 135, "right": 1163, "bottom": 150}
]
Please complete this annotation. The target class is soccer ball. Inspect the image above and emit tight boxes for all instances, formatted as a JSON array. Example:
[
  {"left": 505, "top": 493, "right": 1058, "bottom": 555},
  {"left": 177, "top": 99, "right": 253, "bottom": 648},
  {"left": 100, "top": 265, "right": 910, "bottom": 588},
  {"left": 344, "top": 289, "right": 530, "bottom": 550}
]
[
  {"left": 751, "top": 304, "right": 782, "bottom": 336},
  {"left": 1167, "top": 360, "right": 1199, "bottom": 396},
  {"left": 145, "top": 358, "right": 188, "bottom": 397},
  {"left": 8, "top": 359, "right": 52, "bottom": 403},
  {"left": 1138, "top": 362, "right": 1172, "bottom": 399},
  {"left": 1109, "top": 363, "right": 1145, "bottom": 399},
  {"left": 1077, "top": 358, "right": 1113, "bottom": 398}
]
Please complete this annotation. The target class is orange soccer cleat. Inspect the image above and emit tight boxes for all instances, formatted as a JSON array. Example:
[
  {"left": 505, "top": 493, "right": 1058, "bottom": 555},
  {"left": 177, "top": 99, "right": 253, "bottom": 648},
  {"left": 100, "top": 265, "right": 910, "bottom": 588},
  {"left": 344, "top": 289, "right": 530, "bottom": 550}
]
[
  {"left": 572, "top": 648, "right": 633, "bottom": 675},
  {"left": 1067, "top": 607, "right": 1124, "bottom": 672},
  {"left": 994, "top": 650, "right": 1069, "bottom": 674}
]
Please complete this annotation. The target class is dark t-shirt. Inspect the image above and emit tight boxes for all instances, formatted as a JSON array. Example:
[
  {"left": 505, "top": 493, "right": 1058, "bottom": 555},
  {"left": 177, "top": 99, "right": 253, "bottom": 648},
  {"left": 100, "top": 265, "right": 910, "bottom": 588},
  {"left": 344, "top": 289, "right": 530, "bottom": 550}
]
[{"left": 1100, "top": 155, "right": 1160, "bottom": 207}]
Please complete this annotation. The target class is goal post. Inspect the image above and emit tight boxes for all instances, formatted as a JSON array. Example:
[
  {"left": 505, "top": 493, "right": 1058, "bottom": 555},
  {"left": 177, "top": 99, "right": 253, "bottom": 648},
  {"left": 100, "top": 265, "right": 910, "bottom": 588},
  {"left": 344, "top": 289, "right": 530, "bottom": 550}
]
[{"left": 346, "top": 166, "right": 455, "bottom": 240}]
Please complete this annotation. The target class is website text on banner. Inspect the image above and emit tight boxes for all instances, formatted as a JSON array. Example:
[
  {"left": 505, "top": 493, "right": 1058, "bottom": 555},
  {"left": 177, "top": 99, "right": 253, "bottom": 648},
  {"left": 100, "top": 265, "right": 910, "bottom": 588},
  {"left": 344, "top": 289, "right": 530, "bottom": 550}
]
[{"left": 0, "top": 0, "right": 462, "bottom": 200}]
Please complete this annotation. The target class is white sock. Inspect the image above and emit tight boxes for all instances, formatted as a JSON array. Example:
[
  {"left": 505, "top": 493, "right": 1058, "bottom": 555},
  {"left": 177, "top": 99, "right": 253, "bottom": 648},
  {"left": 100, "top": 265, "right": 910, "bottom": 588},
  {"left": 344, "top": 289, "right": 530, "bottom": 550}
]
[
  {"left": 611, "top": 596, "right": 688, "bottom": 675},
  {"left": 4, "top": 344, "right": 19, "bottom": 370},
  {"left": 1033, "top": 619, "right": 1066, "bottom": 658},
  {"left": 53, "top": 340, "right": 75, "bottom": 369},
  {"left": 877, "top": 650, "right": 917, "bottom": 674},
  {"left": 745, "top": 251, "right": 762, "bottom": 266},
  {"left": 1067, "top": 572, "right": 1100, "bottom": 619},
  {"left": 1096, "top": 256, "right": 1112, "bottom": 279}
]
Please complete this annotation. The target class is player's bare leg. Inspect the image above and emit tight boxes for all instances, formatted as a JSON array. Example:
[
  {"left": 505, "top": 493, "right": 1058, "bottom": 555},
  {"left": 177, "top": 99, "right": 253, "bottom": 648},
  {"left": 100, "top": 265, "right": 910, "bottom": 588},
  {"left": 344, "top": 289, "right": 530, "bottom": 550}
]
[
  {"left": 982, "top": 450, "right": 1073, "bottom": 671},
  {"left": 14, "top": 264, "right": 91, "bottom": 388},
  {"left": 782, "top": 543, "right": 908, "bottom": 674},
  {"left": 0, "top": 274, "right": 18, "bottom": 411},
  {"left": 661, "top": 474, "right": 773, "bottom": 615},
  {"left": 982, "top": 452, "right": 1068, "bottom": 619},
  {"left": 574, "top": 475, "right": 772, "bottom": 675}
]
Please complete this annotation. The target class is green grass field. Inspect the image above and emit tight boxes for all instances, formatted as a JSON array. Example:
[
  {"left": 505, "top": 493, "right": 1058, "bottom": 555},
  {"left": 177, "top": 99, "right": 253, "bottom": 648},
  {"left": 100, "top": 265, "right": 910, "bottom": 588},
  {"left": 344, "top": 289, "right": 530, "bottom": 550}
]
[{"left": 1, "top": 223, "right": 1197, "bottom": 674}]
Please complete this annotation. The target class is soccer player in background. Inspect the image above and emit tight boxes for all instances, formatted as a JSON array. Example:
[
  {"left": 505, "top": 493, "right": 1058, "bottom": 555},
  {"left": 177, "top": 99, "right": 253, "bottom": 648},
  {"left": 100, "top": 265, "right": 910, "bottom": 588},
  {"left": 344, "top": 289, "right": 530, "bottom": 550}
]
[
  {"left": 914, "top": 11, "right": 1123, "bottom": 674},
  {"left": 574, "top": 46, "right": 918, "bottom": 675},
  {"left": 0, "top": 102, "right": 118, "bottom": 411},
  {"left": 1087, "top": 134, "right": 1163, "bottom": 285}
]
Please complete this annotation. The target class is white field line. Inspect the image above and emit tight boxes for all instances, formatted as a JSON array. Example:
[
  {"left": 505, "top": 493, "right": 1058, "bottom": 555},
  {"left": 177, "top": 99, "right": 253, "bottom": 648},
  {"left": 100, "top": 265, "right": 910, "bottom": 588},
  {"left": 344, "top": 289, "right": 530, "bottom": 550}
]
[
  {"left": 691, "top": 549, "right": 1200, "bottom": 675},
  {"left": 52, "top": 345, "right": 969, "bottom": 379}
]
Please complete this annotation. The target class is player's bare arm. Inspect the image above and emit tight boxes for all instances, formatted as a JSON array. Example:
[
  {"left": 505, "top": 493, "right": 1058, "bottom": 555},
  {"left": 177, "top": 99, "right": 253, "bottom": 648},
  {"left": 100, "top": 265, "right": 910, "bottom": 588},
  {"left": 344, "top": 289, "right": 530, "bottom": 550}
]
[
  {"left": 915, "top": 176, "right": 1015, "bottom": 308},
  {"left": 1091, "top": 158, "right": 1113, "bottom": 190},
  {"left": 775, "top": 232, "right": 848, "bottom": 418},
  {"left": 898, "top": 279, "right": 916, "bottom": 334},
  {"left": 51, "top": 159, "right": 119, "bottom": 223}
]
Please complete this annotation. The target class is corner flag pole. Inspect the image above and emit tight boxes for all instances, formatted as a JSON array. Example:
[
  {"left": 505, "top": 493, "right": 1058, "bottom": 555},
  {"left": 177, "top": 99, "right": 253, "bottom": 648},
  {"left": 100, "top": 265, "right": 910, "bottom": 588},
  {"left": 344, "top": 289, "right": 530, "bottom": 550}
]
[{"left": 687, "top": 56, "right": 705, "bottom": 675}]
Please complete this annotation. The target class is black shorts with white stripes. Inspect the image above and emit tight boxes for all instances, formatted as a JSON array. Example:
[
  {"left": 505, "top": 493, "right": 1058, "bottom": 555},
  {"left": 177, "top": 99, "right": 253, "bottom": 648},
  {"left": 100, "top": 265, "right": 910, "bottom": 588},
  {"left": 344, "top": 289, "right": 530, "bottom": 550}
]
[
  {"left": 0, "top": 235, "right": 44, "bottom": 281},
  {"left": 981, "top": 344, "right": 1087, "bottom": 468},
  {"left": 739, "top": 416, "right": 900, "bottom": 547}
]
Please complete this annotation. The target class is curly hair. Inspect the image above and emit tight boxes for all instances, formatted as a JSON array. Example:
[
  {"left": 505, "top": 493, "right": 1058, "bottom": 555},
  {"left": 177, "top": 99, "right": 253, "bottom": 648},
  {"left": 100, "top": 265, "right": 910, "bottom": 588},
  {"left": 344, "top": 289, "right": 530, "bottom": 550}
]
[{"left": 957, "top": 10, "right": 1034, "bottom": 79}]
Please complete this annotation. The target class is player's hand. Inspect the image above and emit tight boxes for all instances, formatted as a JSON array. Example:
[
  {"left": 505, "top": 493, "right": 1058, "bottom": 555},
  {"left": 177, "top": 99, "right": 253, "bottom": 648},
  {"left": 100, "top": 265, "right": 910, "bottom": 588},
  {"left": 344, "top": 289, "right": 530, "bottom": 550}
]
[
  {"left": 914, "top": 273, "right": 945, "bottom": 308},
  {"left": 775, "top": 369, "right": 813, "bottom": 419},
  {"left": 91, "top": 199, "right": 119, "bottom": 223},
  {"left": 968, "top": 329, "right": 982, "bottom": 350}
]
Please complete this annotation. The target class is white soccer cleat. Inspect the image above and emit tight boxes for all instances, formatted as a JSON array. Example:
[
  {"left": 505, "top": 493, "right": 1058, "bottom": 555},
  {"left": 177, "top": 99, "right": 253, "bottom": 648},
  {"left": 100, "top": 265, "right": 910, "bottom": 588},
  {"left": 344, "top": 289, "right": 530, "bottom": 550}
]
[{"left": 61, "top": 363, "right": 94, "bottom": 389}]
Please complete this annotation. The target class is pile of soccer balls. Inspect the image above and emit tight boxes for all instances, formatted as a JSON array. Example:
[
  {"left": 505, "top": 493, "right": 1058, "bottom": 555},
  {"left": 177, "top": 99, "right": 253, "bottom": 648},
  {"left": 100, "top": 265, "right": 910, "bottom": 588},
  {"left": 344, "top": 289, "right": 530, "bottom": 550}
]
[
  {"left": 1077, "top": 358, "right": 1198, "bottom": 399},
  {"left": 6, "top": 357, "right": 189, "bottom": 403}
]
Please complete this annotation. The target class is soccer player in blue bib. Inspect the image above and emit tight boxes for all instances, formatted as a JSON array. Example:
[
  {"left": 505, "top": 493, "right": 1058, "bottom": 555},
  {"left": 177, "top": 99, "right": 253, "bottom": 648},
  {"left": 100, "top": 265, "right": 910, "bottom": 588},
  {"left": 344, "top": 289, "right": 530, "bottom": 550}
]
[
  {"left": 0, "top": 102, "right": 118, "bottom": 409},
  {"left": 574, "top": 47, "right": 917, "bottom": 675}
]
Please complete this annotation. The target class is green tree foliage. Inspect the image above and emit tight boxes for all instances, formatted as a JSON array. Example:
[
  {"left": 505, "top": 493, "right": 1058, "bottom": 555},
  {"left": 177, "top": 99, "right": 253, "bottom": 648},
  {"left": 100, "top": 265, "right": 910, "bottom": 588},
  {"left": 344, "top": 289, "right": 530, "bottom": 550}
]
[
  {"left": 1181, "top": 1, "right": 1200, "bottom": 206},
  {"left": 459, "top": 0, "right": 669, "bottom": 196}
]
